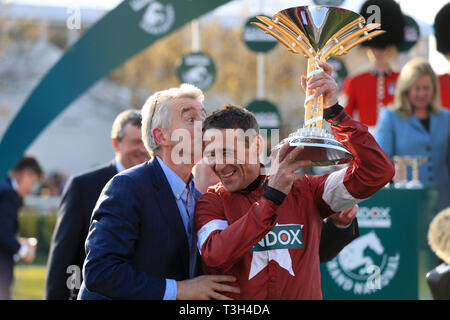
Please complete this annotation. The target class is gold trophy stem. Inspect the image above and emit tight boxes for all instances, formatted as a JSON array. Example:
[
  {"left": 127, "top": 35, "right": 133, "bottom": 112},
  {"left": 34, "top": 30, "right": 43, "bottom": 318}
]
[
  {"left": 411, "top": 158, "right": 419, "bottom": 183},
  {"left": 304, "top": 58, "right": 323, "bottom": 129}
]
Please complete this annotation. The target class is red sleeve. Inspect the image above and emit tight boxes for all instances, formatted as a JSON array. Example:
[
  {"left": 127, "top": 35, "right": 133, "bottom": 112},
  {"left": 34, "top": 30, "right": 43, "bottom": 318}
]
[
  {"left": 194, "top": 191, "right": 278, "bottom": 271},
  {"left": 308, "top": 112, "right": 395, "bottom": 215}
]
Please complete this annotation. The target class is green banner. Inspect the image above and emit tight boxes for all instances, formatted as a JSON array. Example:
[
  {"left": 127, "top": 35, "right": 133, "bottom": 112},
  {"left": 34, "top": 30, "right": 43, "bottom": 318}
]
[
  {"left": 321, "top": 187, "right": 439, "bottom": 300},
  {"left": 0, "top": 0, "right": 232, "bottom": 179}
]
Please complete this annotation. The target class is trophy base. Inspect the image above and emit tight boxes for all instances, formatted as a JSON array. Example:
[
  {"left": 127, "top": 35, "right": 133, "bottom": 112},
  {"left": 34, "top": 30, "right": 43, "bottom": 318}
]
[
  {"left": 406, "top": 181, "right": 424, "bottom": 189},
  {"left": 274, "top": 127, "right": 353, "bottom": 166}
]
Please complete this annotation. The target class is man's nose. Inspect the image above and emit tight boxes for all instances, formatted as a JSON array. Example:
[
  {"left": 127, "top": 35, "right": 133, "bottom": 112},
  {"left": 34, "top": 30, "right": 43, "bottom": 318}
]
[{"left": 215, "top": 163, "right": 226, "bottom": 173}]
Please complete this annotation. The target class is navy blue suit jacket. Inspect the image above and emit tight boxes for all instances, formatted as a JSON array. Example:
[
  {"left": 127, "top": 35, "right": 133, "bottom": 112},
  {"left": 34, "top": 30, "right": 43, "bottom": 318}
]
[
  {"left": 45, "top": 161, "right": 117, "bottom": 300},
  {"left": 0, "top": 177, "right": 22, "bottom": 299},
  {"left": 78, "top": 158, "right": 199, "bottom": 300}
]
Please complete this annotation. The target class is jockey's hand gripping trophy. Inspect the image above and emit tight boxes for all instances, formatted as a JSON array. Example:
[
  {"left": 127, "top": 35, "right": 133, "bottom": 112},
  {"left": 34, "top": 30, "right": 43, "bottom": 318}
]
[{"left": 253, "top": 6, "right": 385, "bottom": 165}]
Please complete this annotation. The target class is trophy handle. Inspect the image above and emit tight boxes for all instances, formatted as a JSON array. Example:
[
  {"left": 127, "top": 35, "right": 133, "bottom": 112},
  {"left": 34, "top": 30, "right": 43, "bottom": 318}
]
[{"left": 304, "top": 58, "right": 323, "bottom": 129}]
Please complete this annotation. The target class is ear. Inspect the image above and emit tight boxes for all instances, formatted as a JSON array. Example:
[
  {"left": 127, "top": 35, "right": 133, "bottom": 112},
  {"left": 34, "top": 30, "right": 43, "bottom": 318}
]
[
  {"left": 152, "top": 127, "right": 167, "bottom": 147},
  {"left": 111, "top": 138, "right": 120, "bottom": 152},
  {"left": 255, "top": 135, "right": 265, "bottom": 156}
]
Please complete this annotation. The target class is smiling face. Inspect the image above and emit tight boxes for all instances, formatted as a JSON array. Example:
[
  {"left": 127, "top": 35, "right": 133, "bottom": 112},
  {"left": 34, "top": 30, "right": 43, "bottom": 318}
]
[
  {"left": 113, "top": 123, "right": 149, "bottom": 169},
  {"left": 407, "top": 74, "right": 434, "bottom": 112},
  {"left": 203, "top": 128, "right": 262, "bottom": 192}
]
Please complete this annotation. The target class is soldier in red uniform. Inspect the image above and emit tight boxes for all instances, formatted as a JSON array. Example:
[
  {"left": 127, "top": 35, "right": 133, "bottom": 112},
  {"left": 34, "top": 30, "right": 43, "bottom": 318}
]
[
  {"left": 195, "top": 62, "right": 395, "bottom": 299},
  {"left": 434, "top": 3, "right": 450, "bottom": 110},
  {"left": 341, "top": 0, "right": 405, "bottom": 129}
]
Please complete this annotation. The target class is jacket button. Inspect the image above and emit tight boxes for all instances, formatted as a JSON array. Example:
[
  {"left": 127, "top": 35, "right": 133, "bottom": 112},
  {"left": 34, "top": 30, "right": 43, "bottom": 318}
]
[{"left": 426, "top": 146, "right": 431, "bottom": 151}]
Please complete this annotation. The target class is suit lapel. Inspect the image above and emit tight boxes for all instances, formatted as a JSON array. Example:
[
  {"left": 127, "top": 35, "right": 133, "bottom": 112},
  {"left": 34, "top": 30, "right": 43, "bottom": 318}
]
[
  {"left": 147, "top": 158, "right": 190, "bottom": 276},
  {"left": 429, "top": 111, "right": 440, "bottom": 139},
  {"left": 3, "top": 177, "right": 21, "bottom": 208},
  {"left": 410, "top": 113, "right": 427, "bottom": 134}
]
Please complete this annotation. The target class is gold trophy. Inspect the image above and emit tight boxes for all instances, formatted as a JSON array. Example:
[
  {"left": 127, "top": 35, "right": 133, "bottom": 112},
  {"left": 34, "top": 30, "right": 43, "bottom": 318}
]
[
  {"left": 253, "top": 6, "right": 385, "bottom": 165},
  {"left": 393, "top": 156, "right": 408, "bottom": 188},
  {"left": 393, "top": 156, "right": 428, "bottom": 188},
  {"left": 404, "top": 156, "right": 428, "bottom": 189}
]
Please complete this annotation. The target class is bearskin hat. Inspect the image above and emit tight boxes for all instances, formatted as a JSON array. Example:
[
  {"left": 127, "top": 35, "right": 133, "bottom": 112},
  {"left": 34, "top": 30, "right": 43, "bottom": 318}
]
[
  {"left": 434, "top": 3, "right": 450, "bottom": 55},
  {"left": 359, "top": 0, "right": 405, "bottom": 48}
]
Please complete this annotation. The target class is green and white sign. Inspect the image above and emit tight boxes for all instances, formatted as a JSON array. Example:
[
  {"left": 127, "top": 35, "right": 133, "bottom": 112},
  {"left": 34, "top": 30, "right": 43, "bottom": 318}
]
[
  {"left": 245, "top": 99, "right": 281, "bottom": 129},
  {"left": 321, "top": 187, "right": 439, "bottom": 299},
  {"left": 397, "top": 15, "right": 420, "bottom": 53},
  {"left": 176, "top": 52, "right": 216, "bottom": 91},
  {"left": 242, "top": 15, "right": 278, "bottom": 53}
]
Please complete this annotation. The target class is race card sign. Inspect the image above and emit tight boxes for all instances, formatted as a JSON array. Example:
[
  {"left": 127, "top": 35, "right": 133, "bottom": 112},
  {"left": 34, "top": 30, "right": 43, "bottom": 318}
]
[
  {"left": 242, "top": 15, "right": 278, "bottom": 53},
  {"left": 176, "top": 52, "right": 216, "bottom": 91}
]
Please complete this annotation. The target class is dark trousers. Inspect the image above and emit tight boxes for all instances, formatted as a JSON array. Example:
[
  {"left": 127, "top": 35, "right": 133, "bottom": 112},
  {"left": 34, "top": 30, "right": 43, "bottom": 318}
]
[{"left": 0, "top": 260, "right": 13, "bottom": 300}]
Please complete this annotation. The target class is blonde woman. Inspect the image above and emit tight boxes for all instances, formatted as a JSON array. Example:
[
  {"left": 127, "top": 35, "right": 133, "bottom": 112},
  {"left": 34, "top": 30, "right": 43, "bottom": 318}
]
[{"left": 375, "top": 58, "right": 450, "bottom": 211}]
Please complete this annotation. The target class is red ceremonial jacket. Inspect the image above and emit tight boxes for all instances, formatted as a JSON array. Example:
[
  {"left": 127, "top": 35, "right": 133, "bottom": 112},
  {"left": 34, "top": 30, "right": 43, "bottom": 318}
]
[
  {"left": 194, "top": 113, "right": 395, "bottom": 300},
  {"left": 341, "top": 70, "right": 399, "bottom": 127},
  {"left": 439, "top": 73, "right": 450, "bottom": 110}
]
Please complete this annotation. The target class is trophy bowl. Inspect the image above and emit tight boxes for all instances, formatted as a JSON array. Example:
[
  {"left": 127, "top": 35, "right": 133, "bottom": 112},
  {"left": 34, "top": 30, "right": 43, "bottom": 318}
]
[{"left": 252, "top": 6, "right": 385, "bottom": 166}]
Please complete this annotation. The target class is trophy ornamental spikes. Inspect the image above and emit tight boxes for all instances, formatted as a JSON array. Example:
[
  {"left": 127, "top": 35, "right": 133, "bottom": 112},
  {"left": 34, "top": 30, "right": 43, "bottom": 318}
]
[{"left": 252, "top": 6, "right": 385, "bottom": 166}]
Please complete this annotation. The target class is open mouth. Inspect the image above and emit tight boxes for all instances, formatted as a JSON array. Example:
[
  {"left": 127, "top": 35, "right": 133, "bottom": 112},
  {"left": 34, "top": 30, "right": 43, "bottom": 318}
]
[{"left": 221, "top": 169, "right": 237, "bottom": 178}]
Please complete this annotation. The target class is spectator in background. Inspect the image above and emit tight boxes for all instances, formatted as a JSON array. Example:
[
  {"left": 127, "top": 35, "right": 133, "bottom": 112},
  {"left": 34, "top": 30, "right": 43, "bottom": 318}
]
[
  {"left": 434, "top": 2, "right": 450, "bottom": 110},
  {"left": 40, "top": 171, "right": 68, "bottom": 196},
  {"left": 426, "top": 207, "right": 450, "bottom": 300},
  {"left": 340, "top": 0, "right": 404, "bottom": 130},
  {"left": 0, "top": 156, "right": 43, "bottom": 300},
  {"left": 193, "top": 161, "right": 360, "bottom": 264},
  {"left": 375, "top": 58, "right": 450, "bottom": 211},
  {"left": 45, "top": 109, "right": 149, "bottom": 300}
]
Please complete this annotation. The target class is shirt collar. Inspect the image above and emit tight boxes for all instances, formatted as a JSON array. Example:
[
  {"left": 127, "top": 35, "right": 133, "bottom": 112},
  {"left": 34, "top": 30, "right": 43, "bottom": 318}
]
[
  {"left": 156, "top": 156, "right": 194, "bottom": 200},
  {"left": 115, "top": 157, "right": 126, "bottom": 173},
  {"left": 370, "top": 68, "right": 392, "bottom": 77},
  {"left": 243, "top": 175, "right": 263, "bottom": 192}
]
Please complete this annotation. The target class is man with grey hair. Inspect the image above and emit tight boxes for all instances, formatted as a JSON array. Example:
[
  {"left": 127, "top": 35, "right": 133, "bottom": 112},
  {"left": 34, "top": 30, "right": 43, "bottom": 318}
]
[
  {"left": 78, "top": 84, "right": 239, "bottom": 300},
  {"left": 45, "top": 109, "right": 149, "bottom": 300}
]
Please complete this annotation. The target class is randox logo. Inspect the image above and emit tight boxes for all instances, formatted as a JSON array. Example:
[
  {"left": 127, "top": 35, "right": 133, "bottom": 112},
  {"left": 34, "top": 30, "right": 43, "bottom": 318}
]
[
  {"left": 130, "top": 0, "right": 175, "bottom": 35},
  {"left": 252, "top": 224, "right": 304, "bottom": 251},
  {"left": 249, "top": 224, "right": 304, "bottom": 279},
  {"left": 326, "top": 231, "right": 400, "bottom": 295},
  {"left": 357, "top": 206, "right": 392, "bottom": 228}
]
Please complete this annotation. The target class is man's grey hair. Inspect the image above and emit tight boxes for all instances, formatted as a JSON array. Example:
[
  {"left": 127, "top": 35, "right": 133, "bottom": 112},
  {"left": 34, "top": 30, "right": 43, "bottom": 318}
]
[
  {"left": 111, "top": 109, "right": 142, "bottom": 141},
  {"left": 141, "top": 83, "right": 204, "bottom": 156}
]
